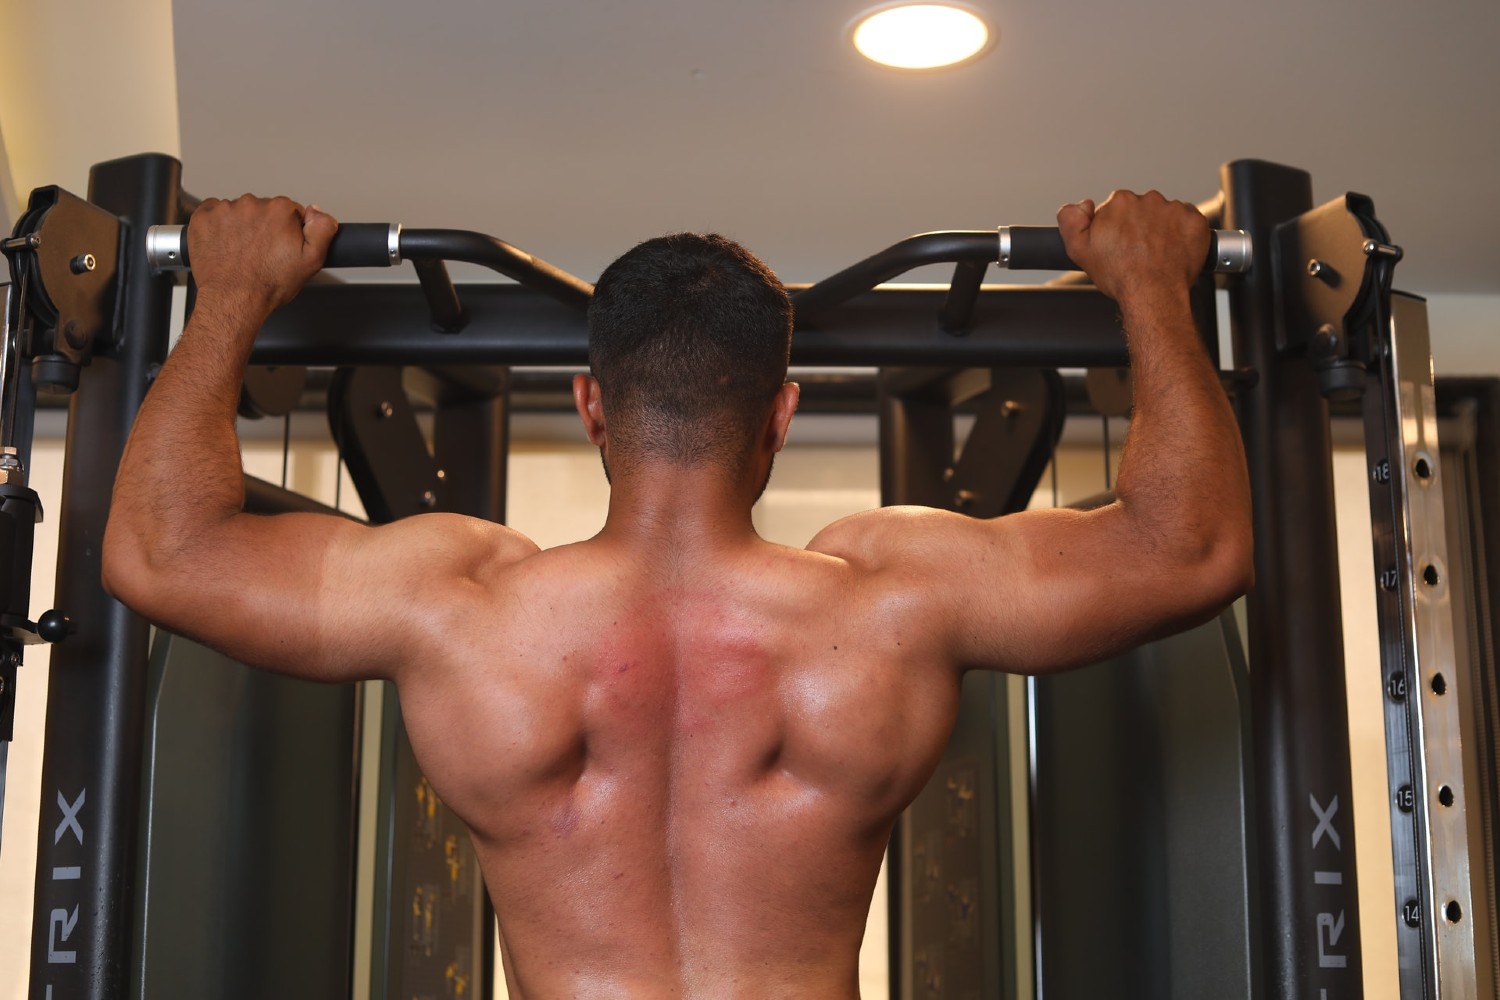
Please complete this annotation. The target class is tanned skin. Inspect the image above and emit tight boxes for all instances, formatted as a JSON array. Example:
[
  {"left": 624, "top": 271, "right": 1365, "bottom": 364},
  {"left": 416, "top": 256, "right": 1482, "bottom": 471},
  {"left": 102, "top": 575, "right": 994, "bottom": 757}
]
[{"left": 103, "top": 191, "right": 1252, "bottom": 998}]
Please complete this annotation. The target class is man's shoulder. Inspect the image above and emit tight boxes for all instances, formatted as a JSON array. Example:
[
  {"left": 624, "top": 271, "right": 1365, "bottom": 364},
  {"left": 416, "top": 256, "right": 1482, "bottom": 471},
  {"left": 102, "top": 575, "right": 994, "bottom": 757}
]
[
  {"left": 381, "top": 513, "right": 543, "bottom": 582},
  {"left": 804, "top": 505, "right": 968, "bottom": 567}
]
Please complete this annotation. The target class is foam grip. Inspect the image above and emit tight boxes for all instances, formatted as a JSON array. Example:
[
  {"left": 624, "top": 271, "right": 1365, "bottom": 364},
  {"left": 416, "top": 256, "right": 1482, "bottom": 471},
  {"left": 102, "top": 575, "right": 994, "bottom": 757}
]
[{"left": 998, "top": 227, "right": 1251, "bottom": 274}]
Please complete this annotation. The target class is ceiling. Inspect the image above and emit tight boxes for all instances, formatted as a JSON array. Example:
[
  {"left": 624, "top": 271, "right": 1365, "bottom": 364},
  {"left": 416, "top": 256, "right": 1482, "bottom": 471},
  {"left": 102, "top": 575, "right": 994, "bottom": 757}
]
[{"left": 173, "top": 0, "right": 1500, "bottom": 295}]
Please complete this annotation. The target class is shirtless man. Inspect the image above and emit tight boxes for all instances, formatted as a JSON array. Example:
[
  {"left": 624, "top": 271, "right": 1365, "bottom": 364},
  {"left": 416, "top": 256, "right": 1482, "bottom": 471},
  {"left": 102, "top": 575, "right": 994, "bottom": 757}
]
[{"left": 102, "top": 189, "right": 1252, "bottom": 998}]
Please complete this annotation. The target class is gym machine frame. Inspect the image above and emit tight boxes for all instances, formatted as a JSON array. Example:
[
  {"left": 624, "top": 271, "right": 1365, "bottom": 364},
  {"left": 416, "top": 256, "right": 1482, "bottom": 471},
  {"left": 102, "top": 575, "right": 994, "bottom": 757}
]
[{"left": 0, "top": 152, "right": 1482, "bottom": 998}]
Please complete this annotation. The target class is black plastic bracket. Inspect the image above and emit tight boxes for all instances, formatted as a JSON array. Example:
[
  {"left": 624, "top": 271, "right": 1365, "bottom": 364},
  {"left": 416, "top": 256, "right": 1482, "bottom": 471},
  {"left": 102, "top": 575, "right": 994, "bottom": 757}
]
[
  {"left": 878, "top": 366, "right": 1065, "bottom": 517},
  {"left": 327, "top": 366, "right": 449, "bottom": 523},
  {"left": 3, "top": 186, "right": 123, "bottom": 394},
  {"left": 1273, "top": 193, "right": 1401, "bottom": 400}
]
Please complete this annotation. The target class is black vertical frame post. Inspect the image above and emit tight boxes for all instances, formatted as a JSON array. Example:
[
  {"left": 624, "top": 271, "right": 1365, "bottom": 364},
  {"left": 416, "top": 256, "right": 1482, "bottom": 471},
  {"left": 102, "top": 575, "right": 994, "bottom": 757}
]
[
  {"left": 431, "top": 368, "right": 510, "bottom": 524},
  {"left": 29, "top": 153, "right": 183, "bottom": 999},
  {"left": 430, "top": 369, "right": 508, "bottom": 996},
  {"left": 879, "top": 368, "right": 1062, "bottom": 1000},
  {"left": 1223, "top": 159, "right": 1364, "bottom": 996}
]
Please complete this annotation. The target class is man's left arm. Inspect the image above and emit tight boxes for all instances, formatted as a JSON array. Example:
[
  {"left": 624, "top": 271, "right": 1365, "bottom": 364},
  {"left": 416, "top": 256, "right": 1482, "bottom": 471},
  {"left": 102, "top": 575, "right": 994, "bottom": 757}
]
[{"left": 102, "top": 195, "right": 533, "bottom": 682}]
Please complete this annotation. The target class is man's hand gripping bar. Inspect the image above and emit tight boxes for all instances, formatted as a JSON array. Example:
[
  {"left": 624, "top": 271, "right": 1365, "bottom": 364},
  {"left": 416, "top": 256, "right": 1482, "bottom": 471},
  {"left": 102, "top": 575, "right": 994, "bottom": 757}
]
[
  {"left": 146, "top": 222, "right": 403, "bottom": 270},
  {"left": 997, "top": 226, "right": 1252, "bottom": 274}
]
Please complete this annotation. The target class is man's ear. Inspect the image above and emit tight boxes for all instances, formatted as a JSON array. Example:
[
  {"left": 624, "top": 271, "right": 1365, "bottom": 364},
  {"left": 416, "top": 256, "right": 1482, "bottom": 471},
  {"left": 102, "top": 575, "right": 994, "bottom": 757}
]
[
  {"left": 767, "top": 382, "right": 800, "bottom": 453},
  {"left": 573, "top": 374, "right": 607, "bottom": 446}
]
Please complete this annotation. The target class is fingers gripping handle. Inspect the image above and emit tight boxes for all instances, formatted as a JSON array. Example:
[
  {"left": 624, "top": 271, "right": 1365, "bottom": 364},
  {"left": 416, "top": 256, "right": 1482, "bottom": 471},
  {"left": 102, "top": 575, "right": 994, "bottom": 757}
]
[
  {"left": 145, "top": 223, "right": 403, "bottom": 270},
  {"left": 997, "top": 226, "right": 1253, "bottom": 274}
]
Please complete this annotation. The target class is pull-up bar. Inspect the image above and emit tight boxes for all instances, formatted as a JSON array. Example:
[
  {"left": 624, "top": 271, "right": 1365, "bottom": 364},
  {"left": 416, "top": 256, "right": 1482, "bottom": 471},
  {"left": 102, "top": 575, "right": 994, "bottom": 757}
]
[{"left": 145, "top": 221, "right": 1249, "bottom": 348}]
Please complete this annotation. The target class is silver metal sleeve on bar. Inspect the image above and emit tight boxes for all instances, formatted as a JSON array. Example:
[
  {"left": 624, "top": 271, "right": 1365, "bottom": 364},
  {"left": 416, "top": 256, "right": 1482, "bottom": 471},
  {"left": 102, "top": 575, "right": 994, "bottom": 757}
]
[
  {"left": 996, "top": 226, "right": 1253, "bottom": 274},
  {"left": 144, "top": 225, "right": 188, "bottom": 269},
  {"left": 145, "top": 223, "right": 404, "bottom": 270},
  {"left": 387, "top": 223, "right": 403, "bottom": 264}
]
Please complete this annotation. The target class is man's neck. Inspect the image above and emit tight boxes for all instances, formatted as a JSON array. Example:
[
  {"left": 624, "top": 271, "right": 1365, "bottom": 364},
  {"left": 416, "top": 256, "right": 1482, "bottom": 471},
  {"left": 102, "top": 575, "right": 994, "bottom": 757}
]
[{"left": 598, "top": 458, "right": 762, "bottom": 550}]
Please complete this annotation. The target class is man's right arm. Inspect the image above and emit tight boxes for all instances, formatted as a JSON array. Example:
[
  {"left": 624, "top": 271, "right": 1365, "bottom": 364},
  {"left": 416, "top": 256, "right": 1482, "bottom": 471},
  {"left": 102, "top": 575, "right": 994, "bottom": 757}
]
[{"left": 810, "top": 190, "right": 1253, "bottom": 674}]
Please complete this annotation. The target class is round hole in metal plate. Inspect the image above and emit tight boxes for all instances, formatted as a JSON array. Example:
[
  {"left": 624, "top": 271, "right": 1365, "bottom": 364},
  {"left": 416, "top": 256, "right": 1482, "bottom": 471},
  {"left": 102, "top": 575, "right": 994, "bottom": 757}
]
[
  {"left": 1445, "top": 901, "right": 1463, "bottom": 924},
  {"left": 1432, "top": 673, "right": 1447, "bottom": 696}
]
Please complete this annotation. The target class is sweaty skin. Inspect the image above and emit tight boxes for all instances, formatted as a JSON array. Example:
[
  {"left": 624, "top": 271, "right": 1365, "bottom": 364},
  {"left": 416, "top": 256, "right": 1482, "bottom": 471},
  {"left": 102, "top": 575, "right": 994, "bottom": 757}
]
[{"left": 103, "top": 192, "right": 1252, "bottom": 998}]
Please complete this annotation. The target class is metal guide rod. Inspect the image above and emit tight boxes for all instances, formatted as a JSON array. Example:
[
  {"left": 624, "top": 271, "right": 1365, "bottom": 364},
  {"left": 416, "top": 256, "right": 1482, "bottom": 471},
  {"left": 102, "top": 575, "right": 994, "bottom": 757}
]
[{"left": 1364, "top": 292, "right": 1477, "bottom": 998}]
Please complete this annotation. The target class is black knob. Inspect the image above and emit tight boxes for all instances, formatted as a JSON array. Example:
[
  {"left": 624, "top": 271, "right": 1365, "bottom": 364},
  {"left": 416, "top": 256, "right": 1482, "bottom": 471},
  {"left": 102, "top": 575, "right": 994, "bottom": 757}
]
[
  {"left": 32, "top": 355, "right": 80, "bottom": 395},
  {"left": 37, "top": 610, "right": 74, "bottom": 643}
]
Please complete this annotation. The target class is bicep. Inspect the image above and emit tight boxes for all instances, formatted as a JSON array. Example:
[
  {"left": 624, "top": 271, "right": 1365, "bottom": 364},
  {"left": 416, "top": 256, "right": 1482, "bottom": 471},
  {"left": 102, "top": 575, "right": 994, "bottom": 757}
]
[{"left": 117, "top": 511, "right": 528, "bottom": 683}]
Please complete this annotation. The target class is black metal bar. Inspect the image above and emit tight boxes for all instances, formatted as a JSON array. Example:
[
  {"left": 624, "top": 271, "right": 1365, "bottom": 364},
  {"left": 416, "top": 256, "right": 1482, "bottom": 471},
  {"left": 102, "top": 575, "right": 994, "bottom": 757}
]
[
  {"left": 431, "top": 370, "right": 509, "bottom": 526},
  {"left": 940, "top": 260, "right": 987, "bottom": 334},
  {"left": 1224, "top": 158, "right": 1362, "bottom": 998},
  {"left": 411, "top": 259, "right": 467, "bottom": 333},
  {"left": 243, "top": 474, "right": 359, "bottom": 520},
  {"left": 398, "top": 229, "right": 593, "bottom": 310},
  {"left": 30, "top": 152, "right": 183, "bottom": 1000},
  {"left": 253, "top": 283, "right": 1126, "bottom": 368},
  {"left": 790, "top": 231, "right": 997, "bottom": 325}
]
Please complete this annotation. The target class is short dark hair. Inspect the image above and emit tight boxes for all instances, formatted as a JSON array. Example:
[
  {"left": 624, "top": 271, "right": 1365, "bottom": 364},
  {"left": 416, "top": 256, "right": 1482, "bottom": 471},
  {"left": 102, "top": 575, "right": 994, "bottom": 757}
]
[{"left": 587, "top": 233, "right": 793, "bottom": 467}]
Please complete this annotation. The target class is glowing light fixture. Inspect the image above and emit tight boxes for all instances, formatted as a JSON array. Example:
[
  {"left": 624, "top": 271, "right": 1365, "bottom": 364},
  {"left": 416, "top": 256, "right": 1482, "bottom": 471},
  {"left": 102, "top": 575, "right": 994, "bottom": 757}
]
[{"left": 851, "top": 3, "right": 995, "bottom": 70}]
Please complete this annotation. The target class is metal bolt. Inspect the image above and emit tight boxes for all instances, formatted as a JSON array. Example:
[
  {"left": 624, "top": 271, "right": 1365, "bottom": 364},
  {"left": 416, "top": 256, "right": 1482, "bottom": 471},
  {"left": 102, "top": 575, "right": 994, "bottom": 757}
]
[
  {"left": 1313, "top": 324, "right": 1339, "bottom": 356},
  {"left": 1000, "top": 400, "right": 1023, "bottom": 417},
  {"left": 435, "top": 469, "right": 447, "bottom": 481},
  {"left": 1307, "top": 259, "right": 1324, "bottom": 277},
  {"left": 377, "top": 401, "right": 395, "bottom": 419},
  {"left": 64, "top": 321, "right": 88, "bottom": 350},
  {"left": 953, "top": 489, "right": 977, "bottom": 509},
  {"left": 420, "top": 490, "right": 436, "bottom": 508},
  {"left": 70, "top": 253, "right": 97, "bottom": 274},
  {"left": 0, "top": 448, "right": 21, "bottom": 489},
  {"left": 1, "top": 234, "right": 41, "bottom": 253}
]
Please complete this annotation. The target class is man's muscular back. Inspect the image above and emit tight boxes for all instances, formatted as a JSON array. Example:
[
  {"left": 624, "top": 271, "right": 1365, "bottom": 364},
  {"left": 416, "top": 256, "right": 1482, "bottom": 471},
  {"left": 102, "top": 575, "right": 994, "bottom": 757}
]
[
  {"left": 103, "top": 191, "right": 1252, "bottom": 999},
  {"left": 400, "top": 528, "right": 962, "bottom": 997}
]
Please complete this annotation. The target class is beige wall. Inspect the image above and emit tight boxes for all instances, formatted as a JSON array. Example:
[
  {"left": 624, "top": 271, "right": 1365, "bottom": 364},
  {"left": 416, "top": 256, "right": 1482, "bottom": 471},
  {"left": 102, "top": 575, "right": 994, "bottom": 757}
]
[
  {"left": 0, "top": 3, "right": 180, "bottom": 990},
  {"left": 0, "top": 0, "right": 180, "bottom": 230}
]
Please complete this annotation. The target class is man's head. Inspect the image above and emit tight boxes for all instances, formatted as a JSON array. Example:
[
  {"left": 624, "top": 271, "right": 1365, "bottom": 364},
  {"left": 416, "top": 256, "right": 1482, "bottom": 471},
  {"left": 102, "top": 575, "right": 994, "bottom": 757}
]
[{"left": 578, "top": 233, "right": 796, "bottom": 476}]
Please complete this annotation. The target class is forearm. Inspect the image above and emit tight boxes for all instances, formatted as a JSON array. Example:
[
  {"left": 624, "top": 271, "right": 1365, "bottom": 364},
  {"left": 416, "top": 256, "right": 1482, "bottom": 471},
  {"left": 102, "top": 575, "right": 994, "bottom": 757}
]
[
  {"left": 1112, "top": 285, "right": 1252, "bottom": 576},
  {"left": 105, "top": 291, "right": 270, "bottom": 575}
]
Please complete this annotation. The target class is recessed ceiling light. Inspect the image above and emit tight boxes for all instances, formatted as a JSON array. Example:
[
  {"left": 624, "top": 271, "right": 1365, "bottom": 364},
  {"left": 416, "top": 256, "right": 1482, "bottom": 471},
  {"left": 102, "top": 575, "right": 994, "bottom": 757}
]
[{"left": 851, "top": 3, "right": 995, "bottom": 71}]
